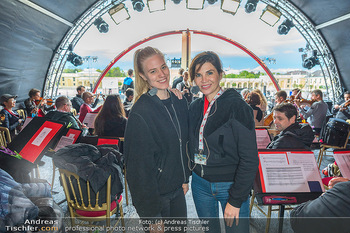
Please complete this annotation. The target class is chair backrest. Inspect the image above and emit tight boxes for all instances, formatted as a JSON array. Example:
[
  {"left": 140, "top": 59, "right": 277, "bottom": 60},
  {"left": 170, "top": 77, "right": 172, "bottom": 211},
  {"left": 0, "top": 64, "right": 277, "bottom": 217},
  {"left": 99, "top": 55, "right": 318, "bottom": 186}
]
[
  {"left": 59, "top": 169, "right": 112, "bottom": 214},
  {"left": 0, "top": 126, "right": 11, "bottom": 147},
  {"left": 16, "top": 109, "right": 27, "bottom": 120},
  {"left": 71, "top": 108, "right": 77, "bottom": 116}
]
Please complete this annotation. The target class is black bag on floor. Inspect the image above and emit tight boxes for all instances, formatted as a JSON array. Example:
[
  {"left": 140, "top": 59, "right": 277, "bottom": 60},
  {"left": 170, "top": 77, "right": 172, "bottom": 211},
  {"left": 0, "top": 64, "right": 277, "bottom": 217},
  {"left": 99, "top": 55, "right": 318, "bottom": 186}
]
[{"left": 320, "top": 118, "right": 350, "bottom": 147}]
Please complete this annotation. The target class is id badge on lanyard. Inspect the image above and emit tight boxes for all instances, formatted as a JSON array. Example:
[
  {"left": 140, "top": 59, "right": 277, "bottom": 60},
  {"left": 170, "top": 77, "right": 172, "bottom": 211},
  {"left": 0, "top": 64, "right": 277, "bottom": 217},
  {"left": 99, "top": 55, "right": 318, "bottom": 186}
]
[{"left": 195, "top": 89, "right": 223, "bottom": 165}]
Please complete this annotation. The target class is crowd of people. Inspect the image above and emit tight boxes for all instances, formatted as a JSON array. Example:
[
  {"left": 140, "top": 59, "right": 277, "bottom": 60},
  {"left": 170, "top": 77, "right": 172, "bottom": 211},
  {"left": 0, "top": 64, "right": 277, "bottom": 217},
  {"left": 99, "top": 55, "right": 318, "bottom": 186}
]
[{"left": 0, "top": 47, "right": 349, "bottom": 233}]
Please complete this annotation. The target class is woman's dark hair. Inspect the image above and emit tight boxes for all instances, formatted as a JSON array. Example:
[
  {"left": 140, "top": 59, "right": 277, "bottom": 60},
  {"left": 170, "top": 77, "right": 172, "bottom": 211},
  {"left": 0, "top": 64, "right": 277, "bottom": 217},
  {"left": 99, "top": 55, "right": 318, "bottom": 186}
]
[
  {"left": 94, "top": 95, "right": 126, "bottom": 136},
  {"left": 189, "top": 51, "right": 224, "bottom": 82},
  {"left": 248, "top": 92, "right": 261, "bottom": 106}
]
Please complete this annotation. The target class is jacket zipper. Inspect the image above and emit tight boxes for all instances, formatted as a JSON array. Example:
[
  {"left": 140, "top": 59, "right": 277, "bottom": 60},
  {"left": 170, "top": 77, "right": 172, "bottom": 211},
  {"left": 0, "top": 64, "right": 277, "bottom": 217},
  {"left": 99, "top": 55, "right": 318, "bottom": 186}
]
[{"left": 163, "top": 103, "right": 187, "bottom": 183}]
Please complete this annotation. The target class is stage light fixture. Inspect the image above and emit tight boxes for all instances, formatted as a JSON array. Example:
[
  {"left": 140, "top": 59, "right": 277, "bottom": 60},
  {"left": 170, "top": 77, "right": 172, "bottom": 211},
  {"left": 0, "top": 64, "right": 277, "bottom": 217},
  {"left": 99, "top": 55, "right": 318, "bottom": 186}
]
[
  {"left": 93, "top": 17, "right": 109, "bottom": 33},
  {"left": 132, "top": 0, "right": 145, "bottom": 12},
  {"left": 207, "top": 0, "right": 217, "bottom": 5},
  {"left": 245, "top": 0, "right": 258, "bottom": 13},
  {"left": 221, "top": 0, "right": 241, "bottom": 15},
  {"left": 172, "top": 0, "right": 182, "bottom": 4},
  {"left": 260, "top": 5, "right": 281, "bottom": 26},
  {"left": 147, "top": 0, "right": 165, "bottom": 12},
  {"left": 186, "top": 0, "right": 204, "bottom": 10},
  {"left": 67, "top": 52, "right": 83, "bottom": 66},
  {"left": 109, "top": 3, "right": 130, "bottom": 25},
  {"left": 302, "top": 50, "right": 319, "bottom": 69},
  {"left": 277, "top": 19, "right": 294, "bottom": 35}
]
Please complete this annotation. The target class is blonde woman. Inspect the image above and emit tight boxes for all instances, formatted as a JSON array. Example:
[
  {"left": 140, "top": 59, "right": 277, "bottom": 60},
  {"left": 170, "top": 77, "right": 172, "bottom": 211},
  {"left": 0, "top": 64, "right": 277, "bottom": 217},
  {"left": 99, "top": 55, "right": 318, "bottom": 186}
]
[{"left": 124, "top": 47, "right": 189, "bottom": 233}]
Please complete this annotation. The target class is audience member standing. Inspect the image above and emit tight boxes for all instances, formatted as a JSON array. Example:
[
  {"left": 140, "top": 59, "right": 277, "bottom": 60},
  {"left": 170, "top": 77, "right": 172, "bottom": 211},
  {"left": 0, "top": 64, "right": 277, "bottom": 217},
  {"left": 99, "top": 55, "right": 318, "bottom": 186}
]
[
  {"left": 176, "top": 71, "right": 193, "bottom": 104},
  {"left": 123, "top": 88, "right": 134, "bottom": 117},
  {"left": 121, "top": 69, "right": 134, "bottom": 93},
  {"left": 171, "top": 68, "right": 185, "bottom": 88}
]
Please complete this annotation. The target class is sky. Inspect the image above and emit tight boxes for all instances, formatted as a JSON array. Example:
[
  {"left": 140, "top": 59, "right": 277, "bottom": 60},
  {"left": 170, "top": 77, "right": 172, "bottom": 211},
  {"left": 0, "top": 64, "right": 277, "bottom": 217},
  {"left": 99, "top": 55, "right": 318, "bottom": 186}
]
[{"left": 68, "top": 0, "right": 316, "bottom": 74}]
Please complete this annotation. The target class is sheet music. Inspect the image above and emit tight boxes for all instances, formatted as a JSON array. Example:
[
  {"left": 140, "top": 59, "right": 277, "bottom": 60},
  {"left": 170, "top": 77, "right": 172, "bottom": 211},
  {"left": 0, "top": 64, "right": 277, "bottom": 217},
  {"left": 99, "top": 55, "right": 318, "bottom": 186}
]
[
  {"left": 54, "top": 136, "right": 75, "bottom": 152},
  {"left": 256, "top": 129, "right": 271, "bottom": 149},
  {"left": 333, "top": 152, "right": 350, "bottom": 179},
  {"left": 259, "top": 152, "right": 322, "bottom": 192},
  {"left": 83, "top": 113, "right": 97, "bottom": 128},
  {"left": 21, "top": 117, "right": 33, "bottom": 131},
  {"left": 287, "top": 152, "right": 321, "bottom": 182},
  {"left": 31, "top": 127, "right": 52, "bottom": 146}
]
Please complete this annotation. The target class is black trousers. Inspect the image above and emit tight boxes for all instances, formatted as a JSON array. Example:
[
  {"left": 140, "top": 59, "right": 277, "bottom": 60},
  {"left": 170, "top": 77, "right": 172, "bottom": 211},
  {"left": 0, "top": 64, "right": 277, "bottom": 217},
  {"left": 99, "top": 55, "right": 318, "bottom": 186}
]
[{"left": 143, "top": 187, "right": 187, "bottom": 233}]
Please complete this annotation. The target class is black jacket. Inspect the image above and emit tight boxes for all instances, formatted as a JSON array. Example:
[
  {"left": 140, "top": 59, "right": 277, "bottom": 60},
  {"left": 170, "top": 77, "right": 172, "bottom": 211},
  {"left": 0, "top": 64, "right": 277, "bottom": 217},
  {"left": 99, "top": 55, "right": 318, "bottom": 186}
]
[
  {"left": 267, "top": 123, "right": 314, "bottom": 149},
  {"left": 45, "top": 110, "right": 80, "bottom": 129},
  {"left": 290, "top": 181, "right": 350, "bottom": 233},
  {"left": 188, "top": 88, "right": 259, "bottom": 208},
  {"left": 124, "top": 91, "right": 189, "bottom": 218},
  {"left": 0, "top": 109, "right": 21, "bottom": 133},
  {"left": 101, "top": 117, "right": 127, "bottom": 137}
]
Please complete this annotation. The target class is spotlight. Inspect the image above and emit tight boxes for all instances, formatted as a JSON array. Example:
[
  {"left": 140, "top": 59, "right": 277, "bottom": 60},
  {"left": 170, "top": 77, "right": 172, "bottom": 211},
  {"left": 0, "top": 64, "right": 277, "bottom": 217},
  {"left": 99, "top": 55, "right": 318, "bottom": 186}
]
[
  {"left": 108, "top": 3, "right": 130, "bottom": 25},
  {"left": 302, "top": 51, "right": 319, "bottom": 69},
  {"left": 132, "top": 0, "right": 145, "bottom": 12},
  {"left": 207, "top": 0, "right": 217, "bottom": 5},
  {"left": 245, "top": 0, "right": 258, "bottom": 13},
  {"left": 221, "top": 0, "right": 241, "bottom": 14},
  {"left": 67, "top": 52, "right": 83, "bottom": 66},
  {"left": 93, "top": 17, "right": 109, "bottom": 33},
  {"left": 172, "top": 0, "right": 182, "bottom": 4},
  {"left": 147, "top": 0, "right": 165, "bottom": 12},
  {"left": 186, "top": 0, "right": 204, "bottom": 10},
  {"left": 277, "top": 19, "right": 294, "bottom": 35},
  {"left": 260, "top": 5, "right": 281, "bottom": 26}
]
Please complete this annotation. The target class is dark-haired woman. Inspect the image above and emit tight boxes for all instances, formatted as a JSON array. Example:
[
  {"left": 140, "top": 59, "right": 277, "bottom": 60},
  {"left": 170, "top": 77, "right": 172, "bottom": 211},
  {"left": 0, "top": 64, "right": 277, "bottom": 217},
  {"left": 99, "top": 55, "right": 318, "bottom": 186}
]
[
  {"left": 93, "top": 94, "right": 127, "bottom": 138},
  {"left": 248, "top": 91, "right": 264, "bottom": 126},
  {"left": 188, "top": 51, "right": 259, "bottom": 233}
]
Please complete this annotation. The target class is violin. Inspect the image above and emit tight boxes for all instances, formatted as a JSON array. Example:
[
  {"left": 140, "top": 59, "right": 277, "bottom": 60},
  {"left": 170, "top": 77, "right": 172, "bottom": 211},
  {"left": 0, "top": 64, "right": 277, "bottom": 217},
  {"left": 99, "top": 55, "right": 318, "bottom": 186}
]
[
  {"left": 298, "top": 99, "right": 316, "bottom": 106},
  {"left": 340, "top": 100, "right": 350, "bottom": 109},
  {"left": 34, "top": 97, "right": 54, "bottom": 106}
]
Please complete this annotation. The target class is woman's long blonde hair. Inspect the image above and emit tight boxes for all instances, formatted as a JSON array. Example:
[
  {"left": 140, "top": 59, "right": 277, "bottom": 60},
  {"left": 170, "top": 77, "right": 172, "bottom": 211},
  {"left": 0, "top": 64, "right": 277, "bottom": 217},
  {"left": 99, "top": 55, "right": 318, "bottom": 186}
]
[{"left": 133, "top": 46, "right": 165, "bottom": 103}]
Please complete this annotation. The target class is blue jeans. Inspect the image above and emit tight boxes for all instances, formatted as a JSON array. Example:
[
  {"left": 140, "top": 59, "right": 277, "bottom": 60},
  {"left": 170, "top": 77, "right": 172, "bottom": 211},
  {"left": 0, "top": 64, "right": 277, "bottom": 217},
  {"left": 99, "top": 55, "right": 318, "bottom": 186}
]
[{"left": 191, "top": 172, "right": 250, "bottom": 233}]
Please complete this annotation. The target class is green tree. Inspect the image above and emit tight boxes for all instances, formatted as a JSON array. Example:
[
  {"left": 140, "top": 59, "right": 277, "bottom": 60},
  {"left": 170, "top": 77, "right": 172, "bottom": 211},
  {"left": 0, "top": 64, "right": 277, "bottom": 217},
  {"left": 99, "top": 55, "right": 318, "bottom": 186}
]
[
  {"left": 104, "top": 67, "right": 126, "bottom": 77},
  {"left": 63, "top": 68, "right": 83, "bottom": 73}
]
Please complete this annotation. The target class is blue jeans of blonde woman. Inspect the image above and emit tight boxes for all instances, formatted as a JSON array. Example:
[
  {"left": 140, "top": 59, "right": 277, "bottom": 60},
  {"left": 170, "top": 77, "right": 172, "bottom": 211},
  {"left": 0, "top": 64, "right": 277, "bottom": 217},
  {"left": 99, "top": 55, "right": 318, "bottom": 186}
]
[{"left": 191, "top": 172, "right": 250, "bottom": 233}]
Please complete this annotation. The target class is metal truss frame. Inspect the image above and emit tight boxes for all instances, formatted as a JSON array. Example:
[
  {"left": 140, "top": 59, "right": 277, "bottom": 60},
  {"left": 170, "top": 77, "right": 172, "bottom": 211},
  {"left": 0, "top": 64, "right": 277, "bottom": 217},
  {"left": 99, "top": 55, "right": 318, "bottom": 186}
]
[
  {"left": 261, "top": 0, "right": 342, "bottom": 102},
  {"left": 44, "top": 0, "right": 343, "bottom": 102}
]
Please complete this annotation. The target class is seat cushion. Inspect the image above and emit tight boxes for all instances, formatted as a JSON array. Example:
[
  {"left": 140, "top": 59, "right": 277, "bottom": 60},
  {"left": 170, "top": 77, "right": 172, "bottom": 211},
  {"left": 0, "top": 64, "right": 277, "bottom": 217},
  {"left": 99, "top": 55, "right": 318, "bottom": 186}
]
[{"left": 75, "top": 195, "right": 122, "bottom": 217}]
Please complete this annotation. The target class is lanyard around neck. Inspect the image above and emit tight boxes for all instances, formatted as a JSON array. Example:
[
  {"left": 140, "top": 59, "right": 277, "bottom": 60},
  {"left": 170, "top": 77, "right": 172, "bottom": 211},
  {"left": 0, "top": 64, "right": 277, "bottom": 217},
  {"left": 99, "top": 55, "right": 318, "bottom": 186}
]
[{"left": 198, "top": 88, "right": 224, "bottom": 151}]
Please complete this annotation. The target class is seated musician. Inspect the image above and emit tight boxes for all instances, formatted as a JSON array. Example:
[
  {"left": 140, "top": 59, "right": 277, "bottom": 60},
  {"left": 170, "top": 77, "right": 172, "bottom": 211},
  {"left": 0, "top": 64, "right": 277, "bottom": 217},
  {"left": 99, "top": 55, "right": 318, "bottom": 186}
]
[
  {"left": 78, "top": 92, "right": 101, "bottom": 123},
  {"left": 24, "top": 88, "right": 55, "bottom": 117},
  {"left": 267, "top": 103, "right": 314, "bottom": 149},
  {"left": 290, "top": 179, "right": 350, "bottom": 233},
  {"left": 274, "top": 90, "right": 287, "bottom": 105},
  {"left": 333, "top": 91, "right": 350, "bottom": 121},
  {"left": 295, "top": 89, "right": 328, "bottom": 134},
  {"left": 0, "top": 94, "right": 23, "bottom": 138},
  {"left": 291, "top": 88, "right": 302, "bottom": 100},
  {"left": 71, "top": 85, "right": 100, "bottom": 114},
  {"left": 45, "top": 96, "right": 86, "bottom": 129}
]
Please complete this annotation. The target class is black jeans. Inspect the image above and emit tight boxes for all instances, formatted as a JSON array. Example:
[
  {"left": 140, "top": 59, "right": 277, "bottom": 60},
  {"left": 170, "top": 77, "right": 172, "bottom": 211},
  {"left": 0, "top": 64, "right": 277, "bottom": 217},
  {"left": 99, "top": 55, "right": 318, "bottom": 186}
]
[{"left": 143, "top": 187, "right": 187, "bottom": 233}]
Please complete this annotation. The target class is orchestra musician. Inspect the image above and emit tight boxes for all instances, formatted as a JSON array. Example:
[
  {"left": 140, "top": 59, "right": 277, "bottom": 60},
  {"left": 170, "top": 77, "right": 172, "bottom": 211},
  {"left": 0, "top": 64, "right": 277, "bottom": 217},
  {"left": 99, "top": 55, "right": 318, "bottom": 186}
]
[
  {"left": 275, "top": 90, "right": 287, "bottom": 105},
  {"left": 45, "top": 96, "right": 87, "bottom": 130},
  {"left": 0, "top": 94, "right": 23, "bottom": 139},
  {"left": 333, "top": 91, "right": 350, "bottom": 121},
  {"left": 24, "top": 88, "right": 55, "bottom": 117},
  {"left": 78, "top": 92, "right": 102, "bottom": 123},
  {"left": 295, "top": 89, "right": 329, "bottom": 134},
  {"left": 267, "top": 103, "right": 314, "bottom": 149},
  {"left": 291, "top": 88, "right": 302, "bottom": 100}
]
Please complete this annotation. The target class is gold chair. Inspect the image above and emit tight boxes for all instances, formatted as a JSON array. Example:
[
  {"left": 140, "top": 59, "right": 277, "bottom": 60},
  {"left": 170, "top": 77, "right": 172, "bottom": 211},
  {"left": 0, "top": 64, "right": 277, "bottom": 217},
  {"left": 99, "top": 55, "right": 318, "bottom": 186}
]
[
  {"left": 71, "top": 108, "right": 77, "bottom": 116},
  {"left": 0, "top": 126, "right": 11, "bottom": 147},
  {"left": 59, "top": 169, "right": 125, "bottom": 233},
  {"left": 16, "top": 109, "right": 27, "bottom": 121}
]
